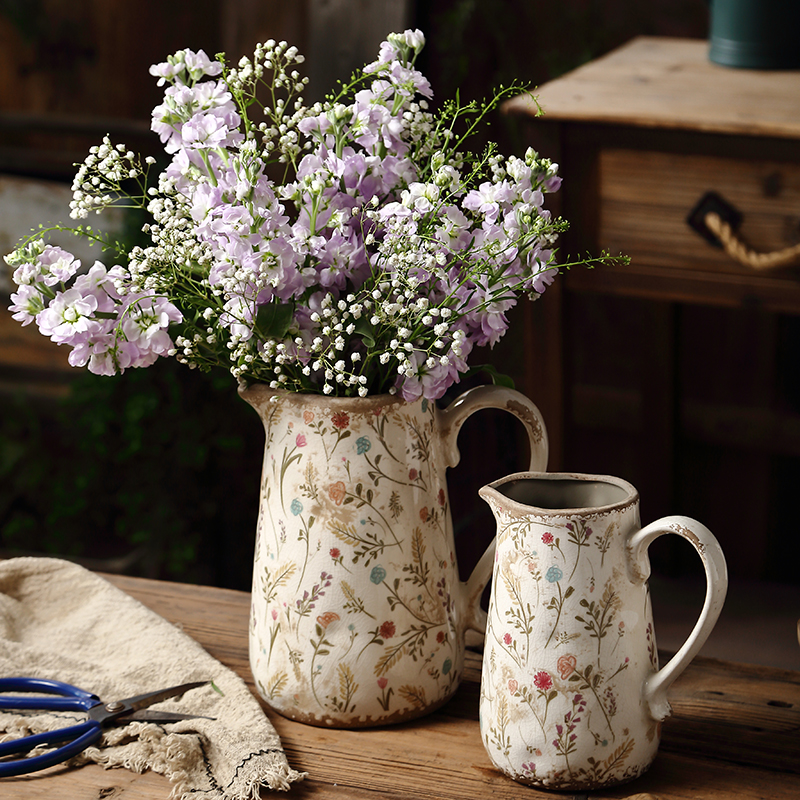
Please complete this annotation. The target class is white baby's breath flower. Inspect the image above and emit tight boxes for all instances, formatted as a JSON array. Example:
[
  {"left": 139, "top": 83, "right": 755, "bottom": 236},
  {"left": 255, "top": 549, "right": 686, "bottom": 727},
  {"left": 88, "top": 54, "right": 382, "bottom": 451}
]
[{"left": 3, "top": 28, "right": 581, "bottom": 398}]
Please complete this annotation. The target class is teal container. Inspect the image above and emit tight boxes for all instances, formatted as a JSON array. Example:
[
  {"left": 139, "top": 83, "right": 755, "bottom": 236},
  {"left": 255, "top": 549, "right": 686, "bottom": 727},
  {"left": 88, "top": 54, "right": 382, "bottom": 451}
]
[{"left": 709, "top": 0, "right": 800, "bottom": 69}]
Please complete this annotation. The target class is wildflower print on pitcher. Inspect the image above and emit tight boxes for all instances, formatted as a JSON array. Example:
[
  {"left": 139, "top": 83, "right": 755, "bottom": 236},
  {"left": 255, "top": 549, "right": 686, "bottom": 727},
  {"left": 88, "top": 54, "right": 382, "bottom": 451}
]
[
  {"left": 479, "top": 472, "right": 727, "bottom": 790},
  {"left": 243, "top": 384, "right": 548, "bottom": 727}
]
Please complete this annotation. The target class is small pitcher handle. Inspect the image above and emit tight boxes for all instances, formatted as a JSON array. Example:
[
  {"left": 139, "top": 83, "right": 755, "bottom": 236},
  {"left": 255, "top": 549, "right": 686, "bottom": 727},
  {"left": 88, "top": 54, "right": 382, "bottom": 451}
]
[
  {"left": 627, "top": 516, "right": 728, "bottom": 721},
  {"left": 438, "top": 385, "right": 549, "bottom": 634}
]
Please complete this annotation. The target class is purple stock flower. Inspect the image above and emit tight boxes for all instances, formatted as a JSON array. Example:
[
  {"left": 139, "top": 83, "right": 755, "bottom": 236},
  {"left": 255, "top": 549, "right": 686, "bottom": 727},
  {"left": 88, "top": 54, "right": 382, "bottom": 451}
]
[
  {"left": 4, "top": 28, "right": 582, "bottom": 398},
  {"left": 37, "top": 245, "right": 82, "bottom": 286},
  {"left": 37, "top": 289, "right": 99, "bottom": 344},
  {"left": 9, "top": 284, "right": 42, "bottom": 325}
]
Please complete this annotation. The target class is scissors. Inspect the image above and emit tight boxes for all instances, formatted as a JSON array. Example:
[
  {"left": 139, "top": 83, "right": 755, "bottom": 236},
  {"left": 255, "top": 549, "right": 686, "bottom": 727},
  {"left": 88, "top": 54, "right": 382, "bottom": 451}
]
[{"left": 0, "top": 676, "right": 209, "bottom": 778}]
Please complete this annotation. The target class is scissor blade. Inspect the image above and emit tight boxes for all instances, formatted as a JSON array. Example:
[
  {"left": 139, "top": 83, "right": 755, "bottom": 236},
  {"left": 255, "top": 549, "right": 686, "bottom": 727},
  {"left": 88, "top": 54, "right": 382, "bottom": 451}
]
[
  {"left": 128, "top": 710, "right": 216, "bottom": 723},
  {"left": 90, "top": 681, "right": 209, "bottom": 724},
  {"left": 123, "top": 681, "right": 209, "bottom": 713}
]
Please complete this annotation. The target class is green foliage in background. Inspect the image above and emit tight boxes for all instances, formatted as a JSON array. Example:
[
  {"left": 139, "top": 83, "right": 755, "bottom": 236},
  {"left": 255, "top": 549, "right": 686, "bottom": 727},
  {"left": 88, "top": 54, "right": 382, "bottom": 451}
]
[{"left": 0, "top": 361, "right": 263, "bottom": 587}]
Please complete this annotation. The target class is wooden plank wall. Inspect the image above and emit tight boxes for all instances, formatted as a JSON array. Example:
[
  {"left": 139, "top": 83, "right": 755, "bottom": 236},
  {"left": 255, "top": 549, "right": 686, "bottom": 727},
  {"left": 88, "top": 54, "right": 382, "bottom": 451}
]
[{"left": 0, "top": 0, "right": 410, "bottom": 387}]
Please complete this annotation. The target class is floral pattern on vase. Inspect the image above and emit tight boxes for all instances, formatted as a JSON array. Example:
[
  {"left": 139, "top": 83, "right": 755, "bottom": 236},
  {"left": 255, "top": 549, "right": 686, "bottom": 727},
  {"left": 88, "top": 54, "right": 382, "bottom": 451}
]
[
  {"left": 478, "top": 472, "right": 727, "bottom": 790},
  {"left": 242, "top": 384, "right": 548, "bottom": 727}
]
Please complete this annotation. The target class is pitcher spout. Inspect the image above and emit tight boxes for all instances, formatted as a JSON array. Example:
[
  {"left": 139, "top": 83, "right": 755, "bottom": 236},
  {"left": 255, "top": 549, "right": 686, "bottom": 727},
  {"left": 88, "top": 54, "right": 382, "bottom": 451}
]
[
  {"left": 478, "top": 482, "right": 509, "bottom": 520},
  {"left": 479, "top": 470, "right": 553, "bottom": 519}
]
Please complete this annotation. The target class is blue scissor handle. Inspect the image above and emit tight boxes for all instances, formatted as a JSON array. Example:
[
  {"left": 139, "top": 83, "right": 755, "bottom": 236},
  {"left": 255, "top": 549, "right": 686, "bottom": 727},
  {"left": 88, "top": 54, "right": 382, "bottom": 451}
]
[
  {"left": 0, "top": 677, "right": 103, "bottom": 777},
  {"left": 0, "top": 720, "right": 101, "bottom": 777},
  {"left": 0, "top": 677, "right": 100, "bottom": 712}
]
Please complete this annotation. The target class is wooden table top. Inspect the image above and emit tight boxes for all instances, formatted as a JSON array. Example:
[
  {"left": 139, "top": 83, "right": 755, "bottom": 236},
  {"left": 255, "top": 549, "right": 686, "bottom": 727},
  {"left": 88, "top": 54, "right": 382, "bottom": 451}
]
[
  {"left": 2, "top": 572, "right": 798, "bottom": 799},
  {"left": 505, "top": 36, "right": 800, "bottom": 140}
]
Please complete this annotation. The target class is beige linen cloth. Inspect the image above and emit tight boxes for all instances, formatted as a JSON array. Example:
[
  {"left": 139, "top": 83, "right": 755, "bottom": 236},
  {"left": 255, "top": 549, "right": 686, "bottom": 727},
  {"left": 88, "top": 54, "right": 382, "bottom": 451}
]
[{"left": 0, "top": 557, "right": 305, "bottom": 797}]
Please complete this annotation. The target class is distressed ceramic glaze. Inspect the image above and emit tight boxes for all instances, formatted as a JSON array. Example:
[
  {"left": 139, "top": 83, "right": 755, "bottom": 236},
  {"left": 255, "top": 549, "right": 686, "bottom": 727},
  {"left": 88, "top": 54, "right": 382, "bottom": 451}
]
[
  {"left": 240, "top": 384, "right": 548, "bottom": 727},
  {"left": 478, "top": 472, "right": 728, "bottom": 790}
]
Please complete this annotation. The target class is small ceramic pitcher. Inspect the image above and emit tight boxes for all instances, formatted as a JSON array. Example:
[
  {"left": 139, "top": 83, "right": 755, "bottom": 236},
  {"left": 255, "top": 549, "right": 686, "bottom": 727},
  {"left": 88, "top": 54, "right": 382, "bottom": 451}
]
[{"left": 478, "top": 472, "right": 727, "bottom": 791}]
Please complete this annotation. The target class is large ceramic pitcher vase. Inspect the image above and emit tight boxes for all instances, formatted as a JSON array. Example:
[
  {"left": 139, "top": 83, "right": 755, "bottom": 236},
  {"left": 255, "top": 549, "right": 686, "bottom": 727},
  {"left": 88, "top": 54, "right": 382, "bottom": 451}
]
[
  {"left": 478, "top": 472, "right": 728, "bottom": 790},
  {"left": 240, "top": 384, "right": 548, "bottom": 727}
]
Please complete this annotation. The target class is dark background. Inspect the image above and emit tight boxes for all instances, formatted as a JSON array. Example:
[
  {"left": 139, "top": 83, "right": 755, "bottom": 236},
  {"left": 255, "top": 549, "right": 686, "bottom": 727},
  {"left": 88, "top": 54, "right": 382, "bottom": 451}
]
[{"left": 4, "top": 0, "right": 785, "bottom": 593}]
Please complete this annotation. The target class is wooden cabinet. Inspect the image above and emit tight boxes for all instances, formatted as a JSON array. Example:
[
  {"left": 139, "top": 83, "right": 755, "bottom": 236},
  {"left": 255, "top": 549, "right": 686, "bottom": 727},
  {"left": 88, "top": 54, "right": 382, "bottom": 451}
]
[{"left": 507, "top": 37, "right": 800, "bottom": 580}]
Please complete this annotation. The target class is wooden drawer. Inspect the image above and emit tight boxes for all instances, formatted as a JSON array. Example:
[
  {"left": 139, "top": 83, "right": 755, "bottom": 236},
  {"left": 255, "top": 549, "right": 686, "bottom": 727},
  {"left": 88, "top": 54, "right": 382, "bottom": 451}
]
[{"left": 590, "top": 148, "right": 800, "bottom": 309}]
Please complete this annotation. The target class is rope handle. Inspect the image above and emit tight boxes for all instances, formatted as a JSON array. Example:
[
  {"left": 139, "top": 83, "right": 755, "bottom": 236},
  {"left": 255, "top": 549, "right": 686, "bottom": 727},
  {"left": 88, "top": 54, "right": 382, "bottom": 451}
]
[
  {"left": 704, "top": 211, "right": 800, "bottom": 271},
  {"left": 688, "top": 191, "right": 800, "bottom": 271}
]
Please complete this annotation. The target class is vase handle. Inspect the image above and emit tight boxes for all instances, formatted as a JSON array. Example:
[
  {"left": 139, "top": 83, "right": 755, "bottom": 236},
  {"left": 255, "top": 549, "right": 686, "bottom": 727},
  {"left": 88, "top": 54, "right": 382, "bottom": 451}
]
[
  {"left": 438, "top": 384, "right": 549, "bottom": 471},
  {"left": 627, "top": 516, "right": 728, "bottom": 721},
  {"left": 438, "top": 385, "right": 549, "bottom": 633}
]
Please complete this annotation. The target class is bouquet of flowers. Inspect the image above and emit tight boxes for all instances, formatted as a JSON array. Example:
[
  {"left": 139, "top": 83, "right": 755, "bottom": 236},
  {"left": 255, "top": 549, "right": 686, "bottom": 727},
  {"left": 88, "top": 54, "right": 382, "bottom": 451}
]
[{"left": 6, "top": 30, "right": 614, "bottom": 401}]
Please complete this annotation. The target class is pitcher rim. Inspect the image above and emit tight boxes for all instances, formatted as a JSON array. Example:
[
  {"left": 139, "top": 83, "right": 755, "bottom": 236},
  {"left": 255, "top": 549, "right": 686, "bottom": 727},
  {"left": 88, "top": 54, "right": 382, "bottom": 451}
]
[
  {"left": 480, "top": 471, "right": 639, "bottom": 517},
  {"left": 238, "top": 381, "right": 414, "bottom": 410}
]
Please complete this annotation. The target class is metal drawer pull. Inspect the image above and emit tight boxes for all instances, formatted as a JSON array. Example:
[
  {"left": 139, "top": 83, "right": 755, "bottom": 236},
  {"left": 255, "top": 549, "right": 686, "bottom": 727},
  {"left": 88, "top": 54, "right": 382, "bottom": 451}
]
[{"left": 688, "top": 191, "right": 800, "bottom": 271}]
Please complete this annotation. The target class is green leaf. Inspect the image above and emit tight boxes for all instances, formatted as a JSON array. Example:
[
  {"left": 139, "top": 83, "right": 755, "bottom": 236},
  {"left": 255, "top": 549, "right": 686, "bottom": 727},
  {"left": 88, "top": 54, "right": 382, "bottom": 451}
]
[
  {"left": 255, "top": 301, "right": 294, "bottom": 339},
  {"left": 465, "top": 363, "right": 515, "bottom": 388},
  {"left": 352, "top": 316, "right": 377, "bottom": 348}
]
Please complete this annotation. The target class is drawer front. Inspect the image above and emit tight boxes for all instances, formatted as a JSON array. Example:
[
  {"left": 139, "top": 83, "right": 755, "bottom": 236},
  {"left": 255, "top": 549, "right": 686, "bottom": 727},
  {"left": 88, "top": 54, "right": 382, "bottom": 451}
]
[{"left": 598, "top": 148, "right": 800, "bottom": 280}]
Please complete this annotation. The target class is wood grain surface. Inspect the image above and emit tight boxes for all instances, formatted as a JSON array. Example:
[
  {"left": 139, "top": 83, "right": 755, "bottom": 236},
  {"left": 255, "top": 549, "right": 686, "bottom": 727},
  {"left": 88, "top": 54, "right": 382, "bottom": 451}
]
[
  {"left": 506, "top": 36, "right": 800, "bottom": 139},
  {"left": 2, "top": 572, "right": 798, "bottom": 798}
]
